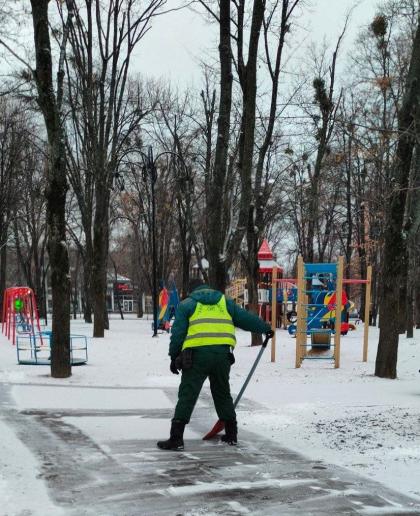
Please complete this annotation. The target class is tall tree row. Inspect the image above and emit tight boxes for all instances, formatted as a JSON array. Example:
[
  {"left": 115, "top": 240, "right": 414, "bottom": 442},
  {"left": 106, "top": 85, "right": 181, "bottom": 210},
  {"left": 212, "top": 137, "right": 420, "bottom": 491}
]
[{"left": 0, "top": 0, "right": 419, "bottom": 380}]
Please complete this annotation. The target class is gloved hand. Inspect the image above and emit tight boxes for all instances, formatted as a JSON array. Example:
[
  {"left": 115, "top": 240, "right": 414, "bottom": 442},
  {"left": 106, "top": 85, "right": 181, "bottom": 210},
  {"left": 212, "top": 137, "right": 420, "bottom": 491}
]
[
  {"left": 170, "top": 359, "right": 179, "bottom": 375},
  {"left": 266, "top": 329, "right": 274, "bottom": 339}
]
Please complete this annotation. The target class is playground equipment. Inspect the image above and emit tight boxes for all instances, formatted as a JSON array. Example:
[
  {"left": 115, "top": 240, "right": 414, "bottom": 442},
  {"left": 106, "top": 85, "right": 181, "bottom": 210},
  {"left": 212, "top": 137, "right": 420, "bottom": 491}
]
[
  {"left": 229, "top": 240, "right": 284, "bottom": 324},
  {"left": 268, "top": 258, "right": 371, "bottom": 367},
  {"left": 224, "top": 241, "right": 285, "bottom": 324},
  {"left": 294, "top": 257, "right": 345, "bottom": 368},
  {"left": 269, "top": 279, "right": 298, "bottom": 330},
  {"left": 254, "top": 240, "right": 283, "bottom": 322},
  {"left": 2, "top": 286, "right": 88, "bottom": 366},
  {"left": 226, "top": 278, "right": 247, "bottom": 306},
  {"left": 288, "top": 275, "right": 351, "bottom": 340},
  {"left": 2, "top": 287, "right": 42, "bottom": 346},
  {"left": 156, "top": 282, "right": 180, "bottom": 332},
  {"left": 16, "top": 331, "right": 88, "bottom": 366}
]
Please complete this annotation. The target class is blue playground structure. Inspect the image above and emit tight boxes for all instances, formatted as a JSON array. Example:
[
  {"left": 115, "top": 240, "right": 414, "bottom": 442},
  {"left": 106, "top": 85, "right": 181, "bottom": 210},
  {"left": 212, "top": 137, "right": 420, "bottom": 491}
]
[
  {"left": 269, "top": 286, "right": 298, "bottom": 304},
  {"left": 258, "top": 251, "right": 371, "bottom": 368},
  {"left": 294, "top": 257, "right": 348, "bottom": 368},
  {"left": 15, "top": 312, "right": 33, "bottom": 333},
  {"left": 287, "top": 262, "right": 351, "bottom": 342},
  {"left": 16, "top": 331, "right": 88, "bottom": 366}
]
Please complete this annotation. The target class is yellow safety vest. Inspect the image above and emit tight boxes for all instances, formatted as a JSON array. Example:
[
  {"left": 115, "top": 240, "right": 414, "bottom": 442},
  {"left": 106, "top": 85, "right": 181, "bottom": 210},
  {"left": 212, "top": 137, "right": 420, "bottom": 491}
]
[{"left": 182, "top": 295, "right": 236, "bottom": 349}]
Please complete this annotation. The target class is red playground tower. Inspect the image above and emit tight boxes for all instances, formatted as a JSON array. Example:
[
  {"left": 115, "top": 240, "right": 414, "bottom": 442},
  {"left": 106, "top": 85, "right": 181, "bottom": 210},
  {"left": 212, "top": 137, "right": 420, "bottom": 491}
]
[
  {"left": 257, "top": 240, "right": 283, "bottom": 322},
  {"left": 1, "top": 287, "right": 42, "bottom": 345}
]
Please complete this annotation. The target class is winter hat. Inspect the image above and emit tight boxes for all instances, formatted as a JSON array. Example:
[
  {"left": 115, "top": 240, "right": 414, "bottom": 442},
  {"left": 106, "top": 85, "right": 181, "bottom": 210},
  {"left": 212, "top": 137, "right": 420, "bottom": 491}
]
[{"left": 188, "top": 278, "right": 204, "bottom": 293}]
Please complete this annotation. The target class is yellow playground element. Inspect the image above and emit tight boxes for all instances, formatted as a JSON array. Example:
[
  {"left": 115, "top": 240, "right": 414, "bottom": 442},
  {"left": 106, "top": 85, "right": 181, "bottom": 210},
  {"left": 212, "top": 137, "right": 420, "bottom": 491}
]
[{"left": 226, "top": 279, "right": 246, "bottom": 305}]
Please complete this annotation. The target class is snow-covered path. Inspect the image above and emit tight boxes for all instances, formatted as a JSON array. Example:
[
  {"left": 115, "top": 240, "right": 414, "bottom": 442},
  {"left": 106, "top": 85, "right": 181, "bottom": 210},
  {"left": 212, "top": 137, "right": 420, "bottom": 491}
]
[
  {"left": 1, "top": 316, "right": 420, "bottom": 515},
  {"left": 1, "top": 380, "right": 420, "bottom": 515}
]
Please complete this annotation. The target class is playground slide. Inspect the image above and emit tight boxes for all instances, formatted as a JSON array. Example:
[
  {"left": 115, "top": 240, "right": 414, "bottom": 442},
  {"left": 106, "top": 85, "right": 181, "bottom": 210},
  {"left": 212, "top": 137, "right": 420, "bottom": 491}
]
[
  {"left": 288, "top": 290, "right": 349, "bottom": 336},
  {"left": 156, "top": 283, "right": 180, "bottom": 332}
]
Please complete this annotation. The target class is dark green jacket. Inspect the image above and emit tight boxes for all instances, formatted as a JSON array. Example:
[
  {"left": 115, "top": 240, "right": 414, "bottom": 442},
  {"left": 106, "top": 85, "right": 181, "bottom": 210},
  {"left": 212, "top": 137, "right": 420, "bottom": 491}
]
[{"left": 169, "top": 284, "right": 271, "bottom": 359}]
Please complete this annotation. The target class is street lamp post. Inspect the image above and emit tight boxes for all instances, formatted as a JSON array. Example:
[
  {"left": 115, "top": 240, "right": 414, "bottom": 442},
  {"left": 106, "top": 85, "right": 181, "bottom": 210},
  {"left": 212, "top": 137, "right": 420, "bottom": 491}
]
[{"left": 117, "top": 145, "right": 188, "bottom": 337}]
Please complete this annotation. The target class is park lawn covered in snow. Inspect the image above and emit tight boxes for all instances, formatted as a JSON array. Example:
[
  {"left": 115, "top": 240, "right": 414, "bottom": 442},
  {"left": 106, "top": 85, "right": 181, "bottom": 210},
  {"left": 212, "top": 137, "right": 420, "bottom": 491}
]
[{"left": 0, "top": 314, "right": 419, "bottom": 512}]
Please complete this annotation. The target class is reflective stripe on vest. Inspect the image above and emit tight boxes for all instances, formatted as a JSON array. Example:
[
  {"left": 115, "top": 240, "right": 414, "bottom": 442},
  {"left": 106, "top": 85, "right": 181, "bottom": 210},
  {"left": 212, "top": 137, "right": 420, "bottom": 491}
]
[{"left": 182, "top": 295, "right": 236, "bottom": 349}]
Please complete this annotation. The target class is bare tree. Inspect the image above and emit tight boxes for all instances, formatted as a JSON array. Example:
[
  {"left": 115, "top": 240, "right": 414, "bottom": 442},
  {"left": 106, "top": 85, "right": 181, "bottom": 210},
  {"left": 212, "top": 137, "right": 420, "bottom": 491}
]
[
  {"left": 117, "top": 159, "right": 179, "bottom": 299},
  {"left": 197, "top": 0, "right": 234, "bottom": 290},
  {"left": 12, "top": 141, "right": 48, "bottom": 319},
  {"left": 350, "top": 1, "right": 419, "bottom": 325},
  {"left": 64, "top": 0, "right": 165, "bottom": 337},
  {"left": 243, "top": 0, "right": 302, "bottom": 344},
  {"left": 411, "top": 145, "right": 420, "bottom": 330},
  {"left": 9, "top": 0, "right": 75, "bottom": 378},
  {"left": 148, "top": 86, "right": 207, "bottom": 296},
  {"left": 304, "top": 24, "right": 347, "bottom": 262},
  {"left": 0, "top": 99, "right": 22, "bottom": 319},
  {"left": 375, "top": 12, "right": 420, "bottom": 379}
]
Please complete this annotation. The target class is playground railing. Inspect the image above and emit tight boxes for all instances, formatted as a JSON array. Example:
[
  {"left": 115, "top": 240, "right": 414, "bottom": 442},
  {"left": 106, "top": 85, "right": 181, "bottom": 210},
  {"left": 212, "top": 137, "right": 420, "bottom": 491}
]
[{"left": 16, "top": 331, "right": 88, "bottom": 366}]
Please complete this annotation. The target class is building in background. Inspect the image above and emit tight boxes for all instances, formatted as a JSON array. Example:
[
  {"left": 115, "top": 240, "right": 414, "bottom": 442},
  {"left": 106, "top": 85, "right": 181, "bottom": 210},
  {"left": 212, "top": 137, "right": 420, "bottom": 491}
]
[{"left": 107, "top": 274, "right": 138, "bottom": 313}]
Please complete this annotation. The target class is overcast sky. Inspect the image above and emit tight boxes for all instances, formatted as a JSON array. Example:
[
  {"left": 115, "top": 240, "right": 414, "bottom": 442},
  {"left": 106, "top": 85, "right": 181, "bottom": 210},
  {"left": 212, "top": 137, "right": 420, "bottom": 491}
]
[{"left": 134, "top": 0, "right": 380, "bottom": 87}]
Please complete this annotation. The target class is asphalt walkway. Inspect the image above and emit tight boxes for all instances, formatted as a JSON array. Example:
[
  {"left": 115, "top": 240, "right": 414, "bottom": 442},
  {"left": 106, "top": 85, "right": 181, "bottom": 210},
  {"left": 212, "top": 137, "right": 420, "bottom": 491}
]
[{"left": 1, "top": 382, "right": 420, "bottom": 516}]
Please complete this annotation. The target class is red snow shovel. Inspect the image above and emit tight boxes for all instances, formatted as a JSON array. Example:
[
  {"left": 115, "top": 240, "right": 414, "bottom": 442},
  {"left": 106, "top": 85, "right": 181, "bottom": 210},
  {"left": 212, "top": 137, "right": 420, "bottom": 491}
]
[{"left": 203, "top": 334, "right": 272, "bottom": 440}]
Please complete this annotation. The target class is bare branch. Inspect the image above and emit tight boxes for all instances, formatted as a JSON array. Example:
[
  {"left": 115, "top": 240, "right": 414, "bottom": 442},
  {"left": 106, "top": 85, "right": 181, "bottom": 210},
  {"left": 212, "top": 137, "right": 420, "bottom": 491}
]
[{"left": 0, "top": 36, "right": 33, "bottom": 72}]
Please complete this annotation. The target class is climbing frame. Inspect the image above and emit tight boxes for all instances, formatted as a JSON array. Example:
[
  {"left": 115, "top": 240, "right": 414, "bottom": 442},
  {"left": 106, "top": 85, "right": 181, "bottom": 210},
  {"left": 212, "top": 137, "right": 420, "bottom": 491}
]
[{"left": 295, "top": 256, "right": 344, "bottom": 369}]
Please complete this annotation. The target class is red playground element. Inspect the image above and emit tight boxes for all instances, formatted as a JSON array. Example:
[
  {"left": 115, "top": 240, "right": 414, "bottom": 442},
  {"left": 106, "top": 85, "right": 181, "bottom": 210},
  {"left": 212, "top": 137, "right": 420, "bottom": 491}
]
[
  {"left": 258, "top": 239, "right": 283, "bottom": 274},
  {"left": 1, "top": 287, "right": 42, "bottom": 346},
  {"left": 257, "top": 240, "right": 283, "bottom": 323}
]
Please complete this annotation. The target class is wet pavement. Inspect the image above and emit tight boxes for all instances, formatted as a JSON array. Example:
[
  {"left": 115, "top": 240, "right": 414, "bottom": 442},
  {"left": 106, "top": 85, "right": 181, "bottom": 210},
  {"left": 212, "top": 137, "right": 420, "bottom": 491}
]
[{"left": 1, "top": 382, "right": 420, "bottom": 516}]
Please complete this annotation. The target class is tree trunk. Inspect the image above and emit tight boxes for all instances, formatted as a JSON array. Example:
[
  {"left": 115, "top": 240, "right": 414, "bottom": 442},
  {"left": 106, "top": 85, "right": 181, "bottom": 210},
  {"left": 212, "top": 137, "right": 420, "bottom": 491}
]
[
  {"left": 82, "top": 257, "right": 93, "bottom": 323},
  {"left": 30, "top": 0, "right": 71, "bottom": 378},
  {"left": 176, "top": 179, "right": 193, "bottom": 299},
  {"left": 137, "top": 291, "right": 143, "bottom": 318},
  {"left": 245, "top": 205, "right": 263, "bottom": 347},
  {"left": 344, "top": 131, "right": 353, "bottom": 298},
  {"left": 42, "top": 263, "right": 49, "bottom": 326},
  {"left": 370, "top": 258, "right": 379, "bottom": 327},
  {"left": 407, "top": 143, "right": 420, "bottom": 335},
  {"left": 34, "top": 248, "right": 45, "bottom": 320},
  {"left": 398, "top": 265, "right": 408, "bottom": 334},
  {"left": 358, "top": 216, "right": 367, "bottom": 321},
  {"left": 112, "top": 258, "right": 124, "bottom": 320},
  {"left": 104, "top": 302, "right": 109, "bottom": 330},
  {"left": 226, "top": 1, "right": 265, "bottom": 275},
  {"left": 375, "top": 16, "right": 420, "bottom": 379},
  {"left": 415, "top": 277, "right": 420, "bottom": 328},
  {"left": 0, "top": 234, "right": 6, "bottom": 323},
  {"left": 92, "top": 188, "right": 109, "bottom": 337},
  {"left": 247, "top": 267, "right": 263, "bottom": 347},
  {"left": 406, "top": 279, "right": 414, "bottom": 338},
  {"left": 206, "top": 0, "right": 232, "bottom": 292},
  {"left": 181, "top": 245, "right": 191, "bottom": 300},
  {"left": 47, "top": 165, "right": 71, "bottom": 377}
]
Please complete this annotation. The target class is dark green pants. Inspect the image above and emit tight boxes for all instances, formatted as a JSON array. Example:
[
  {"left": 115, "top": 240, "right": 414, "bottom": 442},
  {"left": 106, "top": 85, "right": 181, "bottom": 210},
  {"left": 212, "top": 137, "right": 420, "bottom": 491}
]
[{"left": 174, "top": 347, "right": 236, "bottom": 423}]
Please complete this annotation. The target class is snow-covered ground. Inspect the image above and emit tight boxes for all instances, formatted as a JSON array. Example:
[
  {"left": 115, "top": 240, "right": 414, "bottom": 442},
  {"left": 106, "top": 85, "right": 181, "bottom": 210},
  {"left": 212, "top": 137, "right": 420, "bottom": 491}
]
[{"left": 0, "top": 314, "right": 419, "bottom": 514}]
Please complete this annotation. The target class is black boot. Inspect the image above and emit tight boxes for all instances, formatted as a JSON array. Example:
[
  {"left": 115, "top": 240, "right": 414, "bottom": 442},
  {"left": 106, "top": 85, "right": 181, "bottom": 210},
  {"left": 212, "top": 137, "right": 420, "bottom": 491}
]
[
  {"left": 221, "top": 419, "right": 237, "bottom": 445},
  {"left": 157, "top": 420, "right": 185, "bottom": 451}
]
